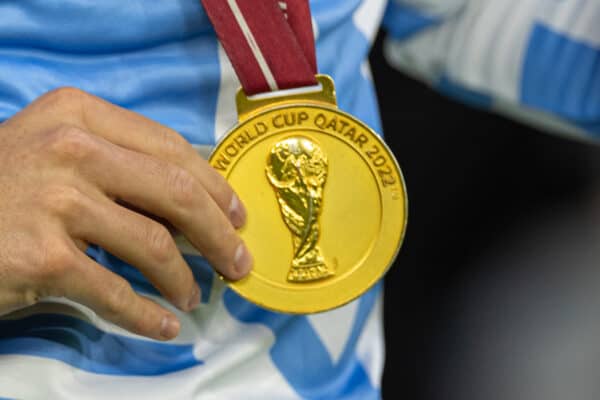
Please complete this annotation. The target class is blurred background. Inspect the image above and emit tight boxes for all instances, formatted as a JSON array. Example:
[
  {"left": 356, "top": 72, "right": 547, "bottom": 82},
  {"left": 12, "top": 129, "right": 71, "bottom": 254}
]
[{"left": 370, "top": 31, "right": 600, "bottom": 400}]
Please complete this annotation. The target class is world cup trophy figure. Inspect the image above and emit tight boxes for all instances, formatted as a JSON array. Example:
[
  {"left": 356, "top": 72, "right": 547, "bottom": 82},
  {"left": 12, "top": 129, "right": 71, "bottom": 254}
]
[{"left": 266, "top": 137, "right": 333, "bottom": 282}]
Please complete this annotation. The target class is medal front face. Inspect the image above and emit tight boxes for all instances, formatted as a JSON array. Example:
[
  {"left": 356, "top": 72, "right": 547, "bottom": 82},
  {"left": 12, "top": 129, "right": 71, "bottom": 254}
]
[{"left": 210, "top": 88, "right": 407, "bottom": 313}]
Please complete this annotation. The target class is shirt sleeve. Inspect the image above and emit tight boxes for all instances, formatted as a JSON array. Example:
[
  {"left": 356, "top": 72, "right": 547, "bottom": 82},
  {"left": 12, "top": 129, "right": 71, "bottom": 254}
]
[{"left": 382, "top": 0, "right": 600, "bottom": 140}]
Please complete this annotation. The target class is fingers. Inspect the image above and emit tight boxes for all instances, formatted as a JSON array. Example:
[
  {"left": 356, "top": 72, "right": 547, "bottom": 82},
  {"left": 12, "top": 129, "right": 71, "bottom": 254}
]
[
  {"left": 61, "top": 249, "right": 181, "bottom": 341},
  {"left": 54, "top": 128, "right": 252, "bottom": 280},
  {"left": 65, "top": 192, "right": 201, "bottom": 312},
  {"left": 101, "top": 150, "right": 252, "bottom": 280},
  {"left": 23, "top": 88, "right": 246, "bottom": 229},
  {"left": 2, "top": 87, "right": 253, "bottom": 342}
]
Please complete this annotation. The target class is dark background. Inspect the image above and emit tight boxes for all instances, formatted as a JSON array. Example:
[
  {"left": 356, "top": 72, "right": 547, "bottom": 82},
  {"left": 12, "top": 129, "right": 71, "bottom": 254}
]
[{"left": 368, "top": 31, "right": 599, "bottom": 399}]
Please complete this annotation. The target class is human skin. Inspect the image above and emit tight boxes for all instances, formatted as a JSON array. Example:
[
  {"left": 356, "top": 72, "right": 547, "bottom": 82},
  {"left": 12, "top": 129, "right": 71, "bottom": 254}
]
[{"left": 0, "top": 87, "right": 253, "bottom": 341}]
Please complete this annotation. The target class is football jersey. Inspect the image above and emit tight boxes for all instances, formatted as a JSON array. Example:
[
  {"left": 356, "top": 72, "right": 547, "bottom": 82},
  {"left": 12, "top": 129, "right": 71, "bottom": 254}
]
[
  {"left": 0, "top": 1, "right": 387, "bottom": 399},
  {"left": 384, "top": 0, "right": 600, "bottom": 138},
  {"left": 0, "top": 0, "right": 598, "bottom": 399}
]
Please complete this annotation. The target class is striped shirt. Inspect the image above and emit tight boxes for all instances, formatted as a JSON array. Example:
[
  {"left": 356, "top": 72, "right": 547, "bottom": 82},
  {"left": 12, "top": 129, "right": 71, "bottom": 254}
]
[{"left": 0, "top": 0, "right": 597, "bottom": 398}]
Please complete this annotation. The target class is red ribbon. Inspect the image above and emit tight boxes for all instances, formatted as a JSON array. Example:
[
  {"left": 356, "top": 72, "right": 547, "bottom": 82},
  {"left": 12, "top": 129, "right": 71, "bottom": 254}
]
[{"left": 201, "top": 0, "right": 318, "bottom": 95}]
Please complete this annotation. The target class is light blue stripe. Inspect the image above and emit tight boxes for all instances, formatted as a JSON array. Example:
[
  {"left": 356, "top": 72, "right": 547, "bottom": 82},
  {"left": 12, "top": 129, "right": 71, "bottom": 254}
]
[
  {"left": 312, "top": 0, "right": 383, "bottom": 134},
  {"left": 383, "top": 2, "right": 441, "bottom": 40},
  {"left": 521, "top": 24, "right": 600, "bottom": 135},
  {"left": 0, "top": 0, "right": 212, "bottom": 54},
  {"left": 224, "top": 283, "right": 382, "bottom": 399},
  {"left": 0, "top": 314, "right": 202, "bottom": 376},
  {"left": 0, "top": 0, "right": 221, "bottom": 145}
]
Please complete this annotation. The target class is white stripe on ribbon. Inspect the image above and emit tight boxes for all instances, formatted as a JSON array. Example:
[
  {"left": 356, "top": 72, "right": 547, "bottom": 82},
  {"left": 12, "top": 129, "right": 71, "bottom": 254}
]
[
  {"left": 279, "top": 1, "right": 289, "bottom": 18},
  {"left": 226, "top": 0, "right": 279, "bottom": 91}
]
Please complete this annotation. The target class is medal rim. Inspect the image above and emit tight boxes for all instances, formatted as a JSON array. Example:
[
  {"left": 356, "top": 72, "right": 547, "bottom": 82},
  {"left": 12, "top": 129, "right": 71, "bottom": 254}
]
[{"left": 209, "top": 101, "right": 408, "bottom": 314}]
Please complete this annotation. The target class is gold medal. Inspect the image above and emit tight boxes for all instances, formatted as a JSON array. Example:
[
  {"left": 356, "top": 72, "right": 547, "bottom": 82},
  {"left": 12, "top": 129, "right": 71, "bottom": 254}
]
[{"left": 209, "top": 75, "right": 407, "bottom": 313}]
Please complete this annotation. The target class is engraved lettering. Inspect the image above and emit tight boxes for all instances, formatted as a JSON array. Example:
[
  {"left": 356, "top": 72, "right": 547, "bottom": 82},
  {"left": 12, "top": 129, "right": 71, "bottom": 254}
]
[
  {"left": 355, "top": 133, "right": 368, "bottom": 148},
  {"left": 382, "top": 175, "right": 397, "bottom": 187},
  {"left": 310, "top": 111, "right": 399, "bottom": 189},
  {"left": 273, "top": 112, "right": 309, "bottom": 128},
  {"left": 298, "top": 111, "right": 309, "bottom": 125},
  {"left": 213, "top": 121, "right": 268, "bottom": 171},
  {"left": 273, "top": 114, "right": 285, "bottom": 128},
  {"left": 365, "top": 145, "right": 379, "bottom": 159},
  {"left": 365, "top": 145, "right": 401, "bottom": 188},
  {"left": 377, "top": 164, "right": 393, "bottom": 177},
  {"left": 314, "top": 113, "right": 327, "bottom": 129},
  {"left": 343, "top": 127, "right": 356, "bottom": 142},
  {"left": 284, "top": 113, "right": 296, "bottom": 126},
  {"left": 244, "top": 129, "right": 256, "bottom": 141},
  {"left": 326, "top": 116, "right": 337, "bottom": 132},
  {"left": 378, "top": 165, "right": 397, "bottom": 187},
  {"left": 234, "top": 134, "right": 249, "bottom": 148},
  {"left": 373, "top": 155, "right": 386, "bottom": 167},
  {"left": 255, "top": 121, "right": 268, "bottom": 136},
  {"left": 338, "top": 119, "right": 349, "bottom": 134},
  {"left": 212, "top": 154, "right": 232, "bottom": 171},
  {"left": 225, "top": 144, "right": 238, "bottom": 157}
]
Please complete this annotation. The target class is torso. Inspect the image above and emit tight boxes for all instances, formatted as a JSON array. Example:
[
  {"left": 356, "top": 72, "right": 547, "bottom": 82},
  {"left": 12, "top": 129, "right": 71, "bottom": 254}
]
[{"left": 0, "top": 1, "right": 387, "bottom": 398}]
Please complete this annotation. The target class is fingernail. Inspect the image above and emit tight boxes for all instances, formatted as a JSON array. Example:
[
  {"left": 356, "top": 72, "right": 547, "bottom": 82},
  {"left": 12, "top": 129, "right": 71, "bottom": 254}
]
[
  {"left": 229, "top": 194, "right": 247, "bottom": 229},
  {"left": 160, "top": 315, "right": 180, "bottom": 339},
  {"left": 234, "top": 243, "right": 253, "bottom": 276},
  {"left": 187, "top": 285, "right": 201, "bottom": 311}
]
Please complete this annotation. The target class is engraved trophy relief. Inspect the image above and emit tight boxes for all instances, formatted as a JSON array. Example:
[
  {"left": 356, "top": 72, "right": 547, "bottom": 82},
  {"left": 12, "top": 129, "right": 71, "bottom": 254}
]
[{"left": 266, "top": 137, "right": 333, "bottom": 282}]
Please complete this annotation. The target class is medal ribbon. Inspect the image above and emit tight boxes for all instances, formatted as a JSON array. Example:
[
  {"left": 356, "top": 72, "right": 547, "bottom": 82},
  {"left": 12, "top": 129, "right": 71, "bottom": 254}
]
[{"left": 200, "top": 0, "right": 318, "bottom": 95}]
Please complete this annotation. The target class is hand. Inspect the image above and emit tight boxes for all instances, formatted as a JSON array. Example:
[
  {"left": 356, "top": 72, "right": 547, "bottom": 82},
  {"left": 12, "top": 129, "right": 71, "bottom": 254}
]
[{"left": 0, "top": 88, "right": 252, "bottom": 340}]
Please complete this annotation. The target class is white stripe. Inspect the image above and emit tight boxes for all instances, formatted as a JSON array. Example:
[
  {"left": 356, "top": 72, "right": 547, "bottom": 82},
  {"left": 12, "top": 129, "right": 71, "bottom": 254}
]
[
  {"left": 214, "top": 44, "right": 240, "bottom": 141},
  {"left": 312, "top": 16, "right": 319, "bottom": 39},
  {"left": 278, "top": 1, "right": 288, "bottom": 18},
  {"left": 0, "top": 355, "right": 300, "bottom": 400},
  {"left": 0, "top": 283, "right": 300, "bottom": 399},
  {"left": 443, "top": 0, "right": 539, "bottom": 102},
  {"left": 539, "top": 0, "right": 600, "bottom": 47},
  {"left": 308, "top": 298, "right": 359, "bottom": 364},
  {"left": 361, "top": 60, "right": 374, "bottom": 82},
  {"left": 226, "top": 0, "right": 279, "bottom": 91},
  {"left": 354, "top": 0, "right": 388, "bottom": 43},
  {"left": 356, "top": 293, "right": 385, "bottom": 389}
]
